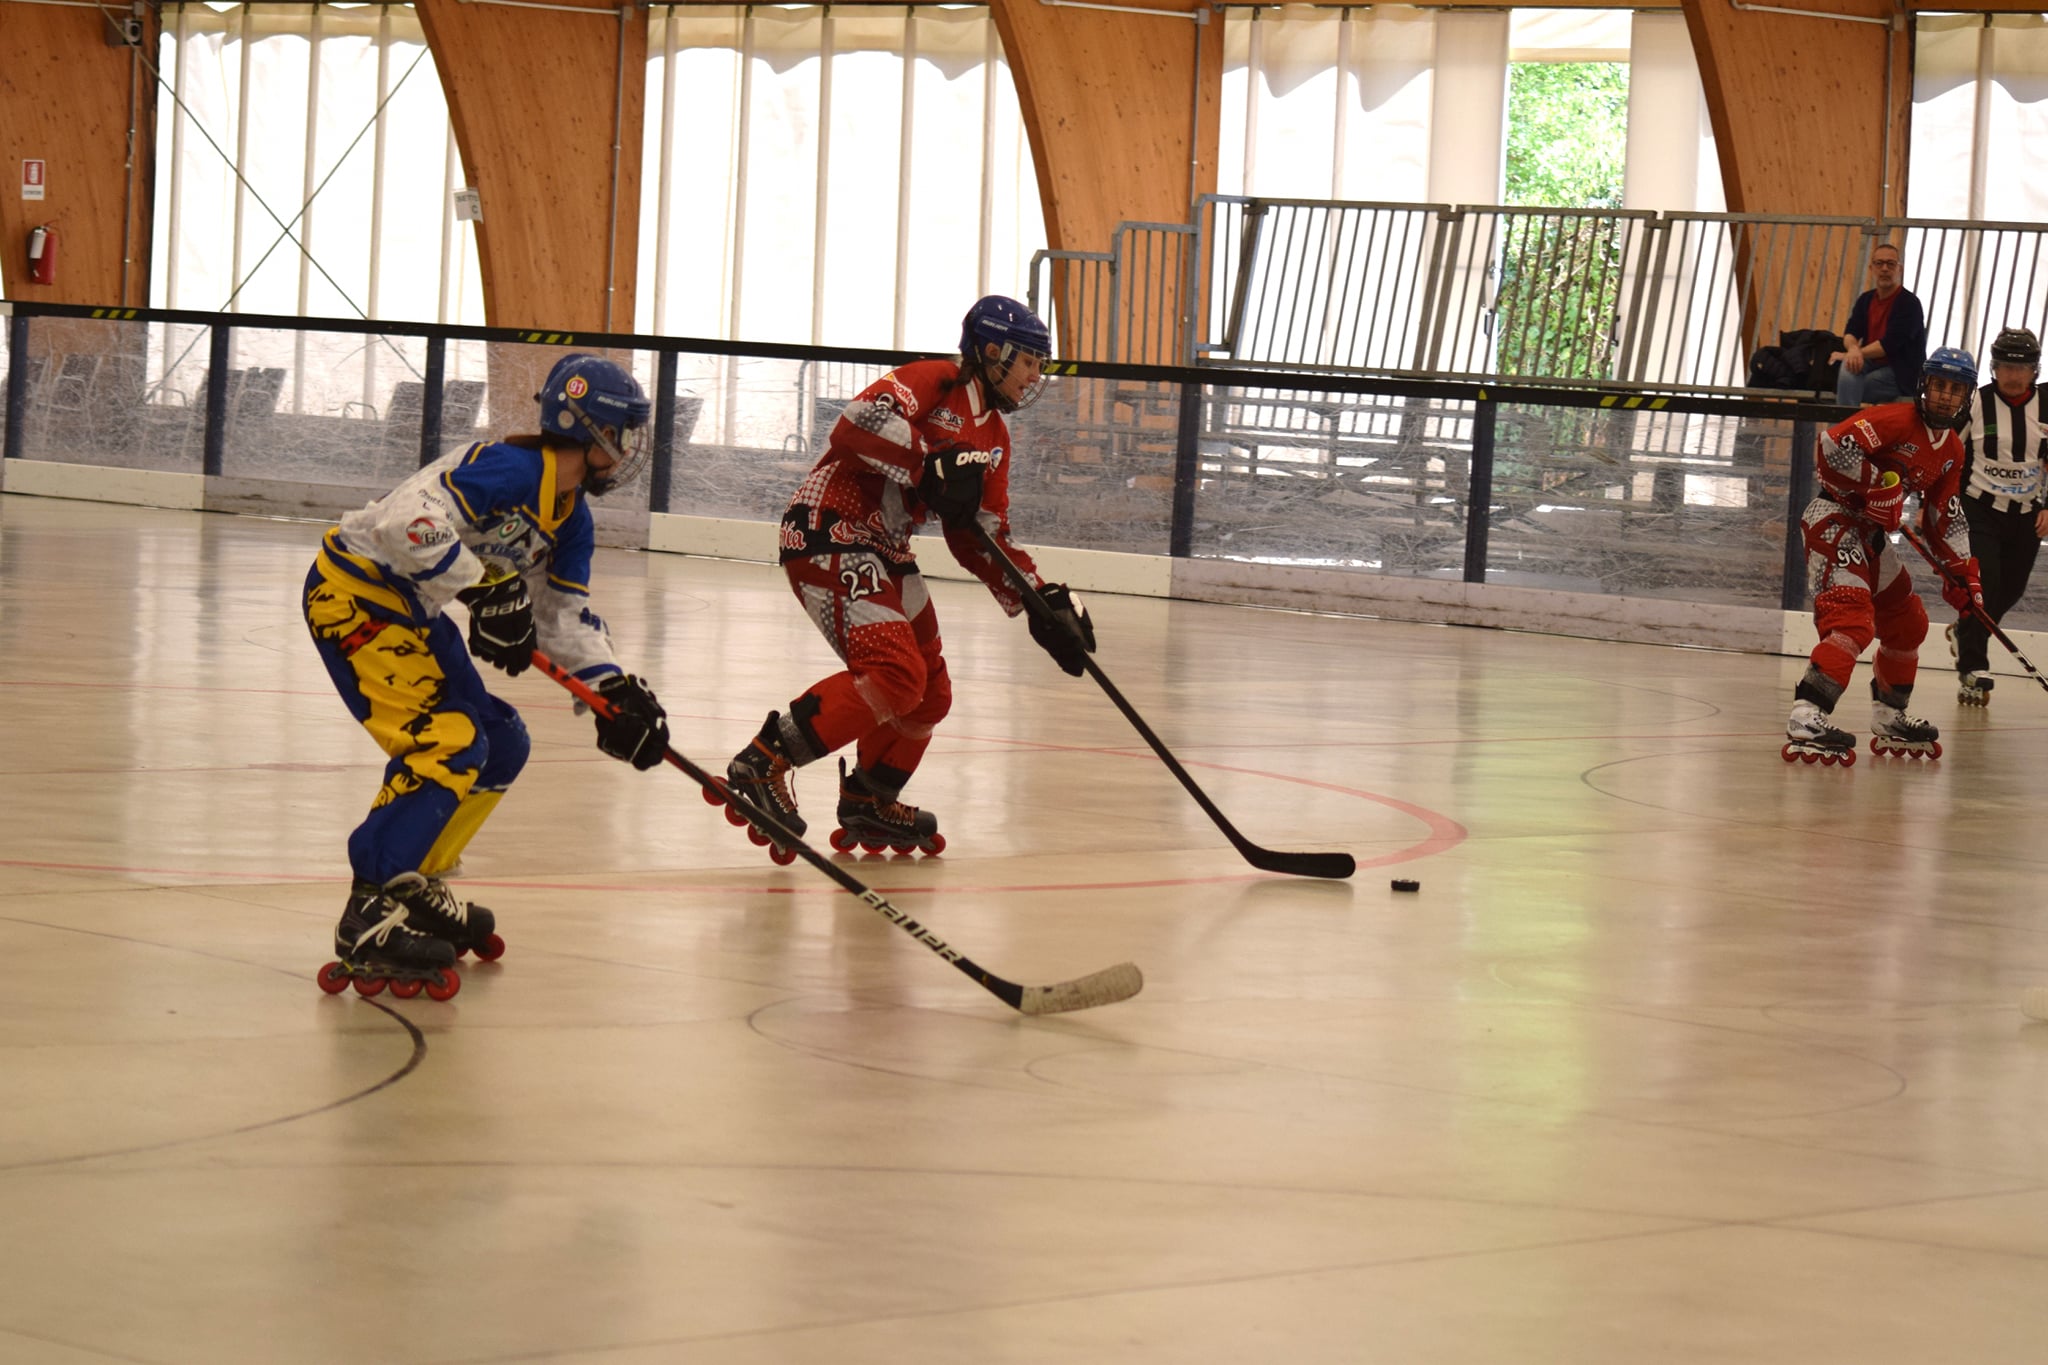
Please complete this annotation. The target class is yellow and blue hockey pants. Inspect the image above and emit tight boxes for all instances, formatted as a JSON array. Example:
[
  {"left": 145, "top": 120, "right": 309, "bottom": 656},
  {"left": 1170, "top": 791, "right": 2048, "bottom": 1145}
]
[{"left": 302, "top": 566, "right": 530, "bottom": 884}]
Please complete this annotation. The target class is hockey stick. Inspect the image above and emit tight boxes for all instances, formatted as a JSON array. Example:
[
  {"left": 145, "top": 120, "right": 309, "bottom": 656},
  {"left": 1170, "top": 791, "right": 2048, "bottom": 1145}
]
[
  {"left": 528, "top": 650, "right": 1143, "bottom": 1016},
  {"left": 968, "top": 523, "right": 1356, "bottom": 880},
  {"left": 1898, "top": 524, "right": 2048, "bottom": 696}
]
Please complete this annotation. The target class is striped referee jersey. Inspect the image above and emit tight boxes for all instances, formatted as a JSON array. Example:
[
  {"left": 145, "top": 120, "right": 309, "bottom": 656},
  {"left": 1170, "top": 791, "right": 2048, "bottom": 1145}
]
[{"left": 1963, "top": 382, "right": 2048, "bottom": 513}]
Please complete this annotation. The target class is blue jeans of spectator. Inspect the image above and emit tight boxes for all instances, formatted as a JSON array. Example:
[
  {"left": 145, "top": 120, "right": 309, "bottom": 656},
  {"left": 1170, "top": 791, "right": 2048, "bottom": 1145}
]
[{"left": 1836, "top": 363, "right": 1902, "bottom": 407}]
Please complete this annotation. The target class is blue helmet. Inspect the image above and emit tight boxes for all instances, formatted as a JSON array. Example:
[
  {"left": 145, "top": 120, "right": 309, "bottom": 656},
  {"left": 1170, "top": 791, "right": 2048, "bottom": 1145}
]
[
  {"left": 535, "top": 354, "right": 653, "bottom": 494},
  {"left": 960, "top": 295, "right": 1052, "bottom": 413},
  {"left": 1918, "top": 346, "right": 1977, "bottom": 431}
]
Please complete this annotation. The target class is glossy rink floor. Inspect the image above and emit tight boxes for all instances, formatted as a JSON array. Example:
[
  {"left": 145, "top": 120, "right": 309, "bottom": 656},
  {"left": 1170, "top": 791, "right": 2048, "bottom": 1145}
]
[{"left": 3, "top": 494, "right": 2047, "bottom": 1365}]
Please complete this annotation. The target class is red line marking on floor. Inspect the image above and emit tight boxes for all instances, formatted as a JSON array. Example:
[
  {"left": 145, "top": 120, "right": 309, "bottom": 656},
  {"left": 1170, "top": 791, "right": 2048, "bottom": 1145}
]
[{"left": 0, "top": 714, "right": 1467, "bottom": 888}]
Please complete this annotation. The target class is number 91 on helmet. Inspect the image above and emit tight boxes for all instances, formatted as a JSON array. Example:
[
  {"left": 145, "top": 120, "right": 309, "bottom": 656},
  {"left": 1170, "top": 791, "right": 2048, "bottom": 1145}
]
[{"left": 536, "top": 354, "right": 653, "bottom": 495}]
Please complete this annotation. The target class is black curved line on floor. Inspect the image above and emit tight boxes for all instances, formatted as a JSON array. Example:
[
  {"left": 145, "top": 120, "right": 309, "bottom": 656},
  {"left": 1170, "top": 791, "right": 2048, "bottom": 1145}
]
[
  {"left": 0, "top": 1318, "right": 161, "bottom": 1365},
  {"left": 1576, "top": 748, "right": 1780, "bottom": 820},
  {"left": 0, "top": 912, "right": 429, "bottom": 1173},
  {"left": 1579, "top": 671, "right": 1729, "bottom": 722}
]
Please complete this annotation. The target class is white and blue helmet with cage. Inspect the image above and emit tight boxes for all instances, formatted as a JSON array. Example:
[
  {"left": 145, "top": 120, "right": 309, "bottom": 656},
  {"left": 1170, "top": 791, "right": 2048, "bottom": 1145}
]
[{"left": 536, "top": 354, "right": 653, "bottom": 494}]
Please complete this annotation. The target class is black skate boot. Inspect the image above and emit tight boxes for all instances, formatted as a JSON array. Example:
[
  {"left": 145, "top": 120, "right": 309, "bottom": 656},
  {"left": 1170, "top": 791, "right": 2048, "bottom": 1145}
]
[
  {"left": 1871, "top": 683, "right": 1941, "bottom": 759},
  {"left": 317, "top": 881, "right": 461, "bottom": 1000},
  {"left": 1957, "top": 670, "right": 1993, "bottom": 708},
  {"left": 715, "top": 712, "right": 808, "bottom": 866},
  {"left": 1782, "top": 698, "right": 1857, "bottom": 767},
  {"left": 379, "top": 870, "right": 505, "bottom": 961},
  {"left": 829, "top": 760, "right": 946, "bottom": 857}
]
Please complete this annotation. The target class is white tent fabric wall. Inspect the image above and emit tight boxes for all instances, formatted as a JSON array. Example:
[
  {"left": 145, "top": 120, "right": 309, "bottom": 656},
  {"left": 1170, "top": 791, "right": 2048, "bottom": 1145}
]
[
  {"left": 1621, "top": 13, "right": 1718, "bottom": 213},
  {"left": 1911, "top": 14, "right": 2048, "bottom": 226},
  {"left": 1219, "top": 6, "right": 1720, "bottom": 214},
  {"left": 151, "top": 3, "right": 483, "bottom": 329},
  {"left": 1221, "top": 6, "right": 1436, "bottom": 202},
  {"left": 1428, "top": 10, "right": 1508, "bottom": 207},
  {"left": 150, "top": 3, "right": 485, "bottom": 425},
  {"left": 635, "top": 4, "right": 1045, "bottom": 351}
]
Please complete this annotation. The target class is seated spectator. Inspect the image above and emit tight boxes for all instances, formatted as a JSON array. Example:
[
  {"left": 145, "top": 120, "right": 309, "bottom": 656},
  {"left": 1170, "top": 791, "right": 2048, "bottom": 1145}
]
[{"left": 1833, "top": 242, "right": 1926, "bottom": 407}]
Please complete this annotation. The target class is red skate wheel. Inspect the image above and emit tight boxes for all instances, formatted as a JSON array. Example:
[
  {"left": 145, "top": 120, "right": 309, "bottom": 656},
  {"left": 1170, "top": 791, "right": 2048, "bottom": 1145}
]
[
  {"left": 424, "top": 969, "right": 461, "bottom": 1002},
  {"left": 701, "top": 780, "right": 727, "bottom": 807},
  {"left": 389, "top": 978, "right": 425, "bottom": 999},
  {"left": 474, "top": 933, "right": 506, "bottom": 962},
  {"left": 1841, "top": 748, "right": 1856, "bottom": 767},
  {"left": 746, "top": 825, "right": 770, "bottom": 847},
  {"left": 1929, "top": 742, "right": 1942, "bottom": 759},
  {"left": 317, "top": 962, "right": 351, "bottom": 995},
  {"left": 1781, "top": 745, "right": 1796, "bottom": 763},
  {"left": 352, "top": 974, "right": 387, "bottom": 998},
  {"left": 724, "top": 804, "right": 749, "bottom": 828},
  {"left": 1818, "top": 753, "right": 1838, "bottom": 766},
  {"left": 1800, "top": 750, "right": 1819, "bottom": 764},
  {"left": 859, "top": 840, "right": 887, "bottom": 855},
  {"left": 768, "top": 844, "right": 798, "bottom": 867},
  {"left": 926, "top": 833, "right": 946, "bottom": 856},
  {"left": 829, "top": 827, "right": 856, "bottom": 853}
]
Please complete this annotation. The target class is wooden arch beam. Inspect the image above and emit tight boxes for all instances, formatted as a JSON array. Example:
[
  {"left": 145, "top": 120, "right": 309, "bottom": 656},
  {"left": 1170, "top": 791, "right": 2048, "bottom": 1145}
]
[
  {"left": 990, "top": 0, "right": 1221, "bottom": 251},
  {"left": 1683, "top": 0, "right": 1907, "bottom": 218},
  {"left": 415, "top": 0, "right": 647, "bottom": 333}
]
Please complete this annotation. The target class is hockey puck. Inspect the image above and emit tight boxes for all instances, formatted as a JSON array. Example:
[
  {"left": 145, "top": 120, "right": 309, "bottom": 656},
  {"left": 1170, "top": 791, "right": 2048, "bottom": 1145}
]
[{"left": 1390, "top": 878, "right": 1420, "bottom": 892}]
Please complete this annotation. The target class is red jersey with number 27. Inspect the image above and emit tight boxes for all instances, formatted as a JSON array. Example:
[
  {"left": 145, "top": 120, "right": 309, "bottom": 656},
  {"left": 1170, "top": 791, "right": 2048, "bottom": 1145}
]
[{"left": 778, "top": 359, "right": 1043, "bottom": 615}]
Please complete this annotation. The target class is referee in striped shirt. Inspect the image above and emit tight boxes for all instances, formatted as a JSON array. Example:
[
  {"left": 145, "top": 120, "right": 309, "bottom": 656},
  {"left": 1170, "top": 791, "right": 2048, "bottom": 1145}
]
[{"left": 1952, "top": 327, "right": 2047, "bottom": 706}]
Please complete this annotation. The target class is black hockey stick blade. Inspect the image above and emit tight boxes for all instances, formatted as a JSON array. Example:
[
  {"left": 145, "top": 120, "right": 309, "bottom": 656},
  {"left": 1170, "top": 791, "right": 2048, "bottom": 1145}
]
[
  {"left": 530, "top": 650, "right": 1145, "bottom": 1015},
  {"left": 968, "top": 524, "right": 1356, "bottom": 880},
  {"left": 1898, "top": 524, "right": 2048, "bottom": 695}
]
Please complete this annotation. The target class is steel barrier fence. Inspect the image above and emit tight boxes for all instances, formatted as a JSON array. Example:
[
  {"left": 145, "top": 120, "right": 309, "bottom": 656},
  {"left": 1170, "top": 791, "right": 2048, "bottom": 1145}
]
[
  {"left": 1028, "top": 223, "right": 1196, "bottom": 368},
  {"left": 1034, "top": 197, "right": 2048, "bottom": 393},
  {"left": 6, "top": 299, "right": 1875, "bottom": 628}
]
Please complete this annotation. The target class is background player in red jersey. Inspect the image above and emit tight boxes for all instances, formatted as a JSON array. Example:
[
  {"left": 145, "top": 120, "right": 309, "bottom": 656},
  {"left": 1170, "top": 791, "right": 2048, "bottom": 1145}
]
[
  {"left": 720, "top": 296, "right": 1096, "bottom": 856},
  {"left": 1784, "top": 347, "right": 1982, "bottom": 764}
]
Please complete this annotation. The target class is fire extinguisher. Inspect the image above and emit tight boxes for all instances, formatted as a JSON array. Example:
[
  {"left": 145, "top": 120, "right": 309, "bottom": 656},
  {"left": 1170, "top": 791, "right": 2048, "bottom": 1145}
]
[{"left": 26, "top": 224, "right": 57, "bottom": 286}]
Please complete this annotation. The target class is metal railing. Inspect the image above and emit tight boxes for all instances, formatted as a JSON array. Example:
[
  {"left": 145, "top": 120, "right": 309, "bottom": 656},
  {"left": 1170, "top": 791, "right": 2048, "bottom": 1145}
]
[
  {"left": 3, "top": 298, "right": 1880, "bottom": 632},
  {"left": 1040, "top": 196, "right": 2048, "bottom": 392},
  {"left": 1027, "top": 222, "right": 1196, "bottom": 367}
]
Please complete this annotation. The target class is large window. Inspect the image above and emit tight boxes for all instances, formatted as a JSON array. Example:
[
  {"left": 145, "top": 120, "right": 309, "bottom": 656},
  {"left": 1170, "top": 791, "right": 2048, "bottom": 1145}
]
[
  {"left": 1912, "top": 14, "right": 2048, "bottom": 223},
  {"left": 1217, "top": 6, "right": 1718, "bottom": 213},
  {"left": 149, "top": 2, "right": 1044, "bottom": 356},
  {"left": 152, "top": 3, "right": 482, "bottom": 325},
  {"left": 637, "top": 5, "right": 1045, "bottom": 349}
]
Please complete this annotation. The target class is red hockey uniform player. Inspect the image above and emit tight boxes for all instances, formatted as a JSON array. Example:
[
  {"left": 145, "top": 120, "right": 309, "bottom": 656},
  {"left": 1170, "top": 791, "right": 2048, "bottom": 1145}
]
[
  {"left": 1784, "top": 346, "right": 1983, "bottom": 765},
  {"left": 717, "top": 296, "right": 1097, "bottom": 860}
]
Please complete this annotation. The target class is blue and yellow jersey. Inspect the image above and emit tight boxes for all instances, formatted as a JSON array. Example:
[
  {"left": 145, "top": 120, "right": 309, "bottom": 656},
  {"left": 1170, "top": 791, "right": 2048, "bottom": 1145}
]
[{"left": 314, "top": 439, "right": 621, "bottom": 680}]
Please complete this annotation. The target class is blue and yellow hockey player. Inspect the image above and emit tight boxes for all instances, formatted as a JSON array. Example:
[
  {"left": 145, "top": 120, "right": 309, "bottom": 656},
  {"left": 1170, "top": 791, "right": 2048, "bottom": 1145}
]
[{"left": 303, "top": 354, "right": 671, "bottom": 999}]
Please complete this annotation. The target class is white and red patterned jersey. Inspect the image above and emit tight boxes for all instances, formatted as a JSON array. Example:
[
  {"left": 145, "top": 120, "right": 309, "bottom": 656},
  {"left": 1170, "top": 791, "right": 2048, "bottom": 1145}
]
[
  {"left": 779, "top": 359, "right": 1043, "bottom": 615},
  {"left": 1817, "top": 400, "right": 1973, "bottom": 567}
]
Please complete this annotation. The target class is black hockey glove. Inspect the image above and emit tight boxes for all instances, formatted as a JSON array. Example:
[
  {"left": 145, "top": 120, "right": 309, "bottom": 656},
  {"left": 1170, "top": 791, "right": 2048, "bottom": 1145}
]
[
  {"left": 593, "top": 673, "right": 669, "bottom": 771},
  {"left": 1027, "top": 582, "right": 1096, "bottom": 677},
  {"left": 457, "top": 575, "right": 536, "bottom": 676},
  {"left": 918, "top": 441, "right": 991, "bottom": 530}
]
